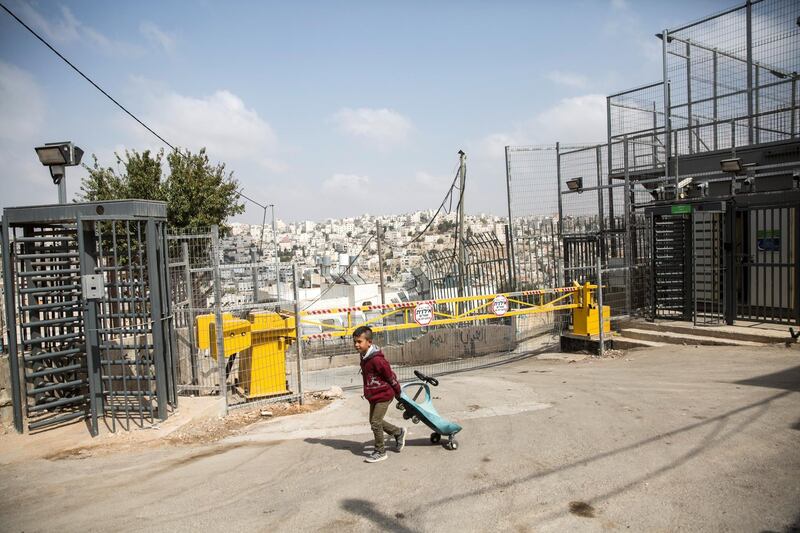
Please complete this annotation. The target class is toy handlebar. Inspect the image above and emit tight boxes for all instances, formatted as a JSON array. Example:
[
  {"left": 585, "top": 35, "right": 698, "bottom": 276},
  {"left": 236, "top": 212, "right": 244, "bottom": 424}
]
[{"left": 414, "top": 370, "right": 439, "bottom": 387}]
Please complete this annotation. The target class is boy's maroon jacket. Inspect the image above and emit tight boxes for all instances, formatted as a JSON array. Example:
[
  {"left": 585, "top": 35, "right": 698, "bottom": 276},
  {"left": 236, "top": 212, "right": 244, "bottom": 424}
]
[{"left": 360, "top": 347, "right": 401, "bottom": 403}]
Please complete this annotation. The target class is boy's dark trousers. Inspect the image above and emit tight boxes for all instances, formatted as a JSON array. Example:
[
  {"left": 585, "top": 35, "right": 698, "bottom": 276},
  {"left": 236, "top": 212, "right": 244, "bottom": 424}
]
[{"left": 369, "top": 400, "right": 401, "bottom": 454}]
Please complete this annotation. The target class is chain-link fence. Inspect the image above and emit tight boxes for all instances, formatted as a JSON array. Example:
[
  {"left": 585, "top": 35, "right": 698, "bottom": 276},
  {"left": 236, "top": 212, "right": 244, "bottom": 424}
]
[
  {"left": 663, "top": 0, "right": 798, "bottom": 157},
  {"left": 166, "top": 226, "right": 570, "bottom": 414}
]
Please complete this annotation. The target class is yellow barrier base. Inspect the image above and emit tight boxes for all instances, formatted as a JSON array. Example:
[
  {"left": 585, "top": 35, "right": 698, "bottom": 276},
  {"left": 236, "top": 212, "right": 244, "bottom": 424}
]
[{"left": 572, "top": 305, "right": 611, "bottom": 336}]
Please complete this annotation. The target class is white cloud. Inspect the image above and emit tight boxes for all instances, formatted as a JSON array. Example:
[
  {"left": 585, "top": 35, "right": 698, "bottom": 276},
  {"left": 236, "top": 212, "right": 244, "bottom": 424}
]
[
  {"left": 322, "top": 173, "right": 369, "bottom": 194},
  {"left": 0, "top": 61, "right": 45, "bottom": 141},
  {"left": 332, "top": 107, "right": 412, "bottom": 146},
  {"left": 414, "top": 171, "right": 451, "bottom": 189},
  {"left": 17, "top": 2, "right": 143, "bottom": 57},
  {"left": 545, "top": 71, "right": 588, "bottom": 89},
  {"left": 480, "top": 133, "right": 526, "bottom": 160},
  {"left": 15, "top": 2, "right": 81, "bottom": 43},
  {"left": 128, "top": 84, "right": 284, "bottom": 172},
  {"left": 475, "top": 93, "right": 606, "bottom": 163},
  {"left": 0, "top": 61, "right": 53, "bottom": 209},
  {"left": 534, "top": 94, "right": 607, "bottom": 143},
  {"left": 140, "top": 21, "right": 176, "bottom": 55}
]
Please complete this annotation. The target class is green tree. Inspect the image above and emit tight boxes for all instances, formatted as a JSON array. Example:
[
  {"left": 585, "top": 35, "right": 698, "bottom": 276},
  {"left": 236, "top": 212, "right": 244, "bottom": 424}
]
[{"left": 80, "top": 148, "right": 244, "bottom": 231}]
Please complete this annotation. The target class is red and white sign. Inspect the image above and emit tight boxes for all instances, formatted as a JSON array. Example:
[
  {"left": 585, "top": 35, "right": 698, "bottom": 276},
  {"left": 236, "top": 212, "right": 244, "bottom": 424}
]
[
  {"left": 492, "top": 295, "right": 510, "bottom": 316},
  {"left": 414, "top": 302, "right": 434, "bottom": 326}
]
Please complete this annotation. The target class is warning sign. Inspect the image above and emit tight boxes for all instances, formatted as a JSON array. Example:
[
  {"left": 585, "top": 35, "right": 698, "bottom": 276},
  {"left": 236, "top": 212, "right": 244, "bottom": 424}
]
[
  {"left": 414, "top": 302, "right": 434, "bottom": 326},
  {"left": 492, "top": 295, "right": 510, "bottom": 316}
]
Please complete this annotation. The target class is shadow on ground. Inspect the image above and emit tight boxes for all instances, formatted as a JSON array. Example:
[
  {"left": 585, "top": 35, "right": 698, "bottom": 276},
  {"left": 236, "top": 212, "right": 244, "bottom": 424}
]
[
  {"left": 304, "top": 437, "right": 440, "bottom": 456},
  {"left": 734, "top": 365, "right": 800, "bottom": 392}
]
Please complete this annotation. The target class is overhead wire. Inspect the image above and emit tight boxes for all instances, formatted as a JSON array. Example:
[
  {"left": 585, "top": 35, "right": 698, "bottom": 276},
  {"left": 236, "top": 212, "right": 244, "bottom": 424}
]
[
  {"left": 403, "top": 164, "right": 462, "bottom": 248},
  {"left": 301, "top": 234, "right": 376, "bottom": 311},
  {"left": 0, "top": 1, "right": 266, "bottom": 212}
]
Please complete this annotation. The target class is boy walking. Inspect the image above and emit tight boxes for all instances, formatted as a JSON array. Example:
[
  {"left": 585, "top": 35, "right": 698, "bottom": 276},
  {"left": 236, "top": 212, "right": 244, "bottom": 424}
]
[{"left": 353, "top": 325, "right": 406, "bottom": 463}]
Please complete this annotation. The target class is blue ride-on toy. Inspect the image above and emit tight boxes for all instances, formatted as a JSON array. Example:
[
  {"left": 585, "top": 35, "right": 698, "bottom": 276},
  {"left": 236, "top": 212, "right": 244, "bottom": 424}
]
[{"left": 396, "top": 370, "right": 462, "bottom": 450}]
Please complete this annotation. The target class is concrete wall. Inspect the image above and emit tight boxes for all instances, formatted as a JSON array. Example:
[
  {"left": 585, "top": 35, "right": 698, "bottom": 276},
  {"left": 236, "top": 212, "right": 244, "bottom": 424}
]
[
  {"left": 295, "top": 324, "right": 516, "bottom": 372},
  {"left": 383, "top": 324, "right": 515, "bottom": 365},
  {"left": 0, "top": 354, "right": 13, "bottom": 431}
]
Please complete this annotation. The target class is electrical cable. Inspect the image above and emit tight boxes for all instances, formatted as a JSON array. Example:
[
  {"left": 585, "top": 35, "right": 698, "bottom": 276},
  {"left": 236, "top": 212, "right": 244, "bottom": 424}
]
[
  {"left": 0, "top": 1, "right": 267, "bottom": 213},
  {"left": 301, "top": 233, "right": 376, "bottom": 311},
  {"left": 0, "top": 1, "right": 178, "bottom": 153},
  {"left": 403, "top": 165, "right": 462, "bottom": 248}
]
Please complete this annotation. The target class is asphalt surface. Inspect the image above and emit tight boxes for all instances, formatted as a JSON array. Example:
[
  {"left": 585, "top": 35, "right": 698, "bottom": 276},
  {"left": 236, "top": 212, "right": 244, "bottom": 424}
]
[{"left": 1, "top": 344, "right": 799, "bottom": 532}]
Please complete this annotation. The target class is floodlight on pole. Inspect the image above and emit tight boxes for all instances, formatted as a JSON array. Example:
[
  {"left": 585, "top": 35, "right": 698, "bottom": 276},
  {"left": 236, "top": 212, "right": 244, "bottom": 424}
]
[
  {"left": 566, "top": 177, "right": 584, "bottom": 193},
  {"left": 720, "top": 157, "right": 744, "bottom": 175},
  {"left": 34, "top": 141, "right": 84, "bottom": 204}
]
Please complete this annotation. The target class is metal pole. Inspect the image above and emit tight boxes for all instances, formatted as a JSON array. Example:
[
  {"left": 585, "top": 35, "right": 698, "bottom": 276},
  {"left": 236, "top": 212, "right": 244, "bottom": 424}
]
[
  {"left": 58, "top": 177, "right": 66, "bottom": 204},
  {"left": 271, "top": 205, "right": 280, "bottom": 307},
  {"left": 457, "top": 150, "right": 467, "bottom": 303},
  {"left": 211, "top": 225, "right": 227, "bottom": 416},
  {"left": 713, "top": 50, "right": 718, "bottom": 150},
  {"left": 182, "top": 242, "right": 198, "bottom": 387},
  {"left": 376, "top": 220, "right": 386, "bottom": 305},
  {"left": 606, "top": 95, "right": 613, "bottom": 179},
  {"left": 251, "top": 247, "right": 259, "bottom": 304},
  {"left": 1, "top": 216, "right": 23, "bottom": 433},
  {"left": 556, "top": 142, "right": 563, "bottom": 235},
  {"left": 623, "top": 136, "right": 632, "bottom": 316},
  {"left": 745, "top": 0, "right": 754, "bottom": 144},
  {"left": 259, "top": 205, "right": 267, "bottom": 255},
  {"left": 596, "top": 250, "right": 605, "bottom": 358},
  {"left": 146, "top": 219, "right": 169, "bottom": 421},
  {"left": 504, "top": 145, "right": 517, "bottom": 290},
  {"left": 754, "top": 67, "right": 760, "bottom": 144},
  {"left": 791, "top": 77, "right": 797, "bottom": 138},
  {"left": 662, "top": 29, "right": 672, "bottom": 179},
  {"left": 596, "top": 146, "right": 605, "bottom": 260},
  {"left": 292, "top": 264, "right": 305, "bottom": 405},
  {"left": 686, "top": 41, "right": 693, "bottom": 155}
]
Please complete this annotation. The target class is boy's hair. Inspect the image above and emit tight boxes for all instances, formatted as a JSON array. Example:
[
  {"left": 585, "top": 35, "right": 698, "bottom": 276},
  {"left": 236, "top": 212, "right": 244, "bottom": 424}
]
[{"left": 352, "top": 325, "right": 373, "bottom": 341}]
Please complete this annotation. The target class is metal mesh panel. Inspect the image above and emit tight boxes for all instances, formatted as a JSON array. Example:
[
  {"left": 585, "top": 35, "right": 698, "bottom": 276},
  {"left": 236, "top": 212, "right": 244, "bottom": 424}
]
[
  {"left": 665, "top": 0, "right": 800, "bottom": 156},
  {"left": 10, "top": 223, "right": 87, "bottom": 431},
  {"left": 506, "top": 145, "right": 588, "bottom": 291},
  {"left": 92, "top": 219, "right": 174, "bottom": 431},
  {"left": 608, "top": 83, "right": 667, "bottom": 175}
]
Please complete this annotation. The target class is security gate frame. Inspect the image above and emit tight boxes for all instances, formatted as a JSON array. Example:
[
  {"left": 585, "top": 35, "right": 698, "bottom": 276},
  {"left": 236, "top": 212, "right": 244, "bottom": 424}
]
[
  {"left": 2, "top": 201, "right": 177, "bottom": 435},
  {"left": 732, "top": 203, "right": 800, "bottom": 325},
  {"left": 693, "top": 209, "right": 725, "bottom": 325}
]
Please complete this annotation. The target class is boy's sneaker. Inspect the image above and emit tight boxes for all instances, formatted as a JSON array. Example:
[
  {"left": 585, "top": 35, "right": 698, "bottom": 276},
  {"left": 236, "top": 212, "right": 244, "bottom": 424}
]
[
  {"left": 365, "top": 451, "right": 387, "bottom": 463},
  {"left": 395, "top": 428, "right": 407, "bottom": 452}
]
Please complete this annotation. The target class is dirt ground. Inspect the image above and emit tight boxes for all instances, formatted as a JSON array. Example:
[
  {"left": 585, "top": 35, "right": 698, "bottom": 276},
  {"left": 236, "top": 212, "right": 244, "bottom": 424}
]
[
  {"left": 0, "top": 395, "right": 333, "bottom": 463},
  {"left": 1, "top": 344, "right": 799, "bottom": 532}
]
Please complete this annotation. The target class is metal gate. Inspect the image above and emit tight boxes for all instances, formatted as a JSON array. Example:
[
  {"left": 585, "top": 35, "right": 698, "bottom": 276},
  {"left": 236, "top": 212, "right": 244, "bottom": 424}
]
[
  {"left": 693, "top": 211, "right": 724, "bottom": 325},
  {"left": 2, "top": 201, "right": 177, "bottom": 435},
  {"left": 84, "top": 217, "right": 176, "bottom": 431},
  {"left": 563, "top": 235, "right": 599, "bottom": 285},
  {"left": 5, "top": 221, "right": 88, "bottom": 432},
  {"left": 651, "top": 214, "right": 691, "bottom": 319},
  {"left": 735, "top": 205, "right": 799, "bottom": 324}
]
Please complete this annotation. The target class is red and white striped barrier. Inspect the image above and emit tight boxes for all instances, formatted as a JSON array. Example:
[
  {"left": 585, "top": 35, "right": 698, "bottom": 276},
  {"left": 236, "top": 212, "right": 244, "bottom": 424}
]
[{"left": 303, "top": 300, "right": 436, "bottom": 315}]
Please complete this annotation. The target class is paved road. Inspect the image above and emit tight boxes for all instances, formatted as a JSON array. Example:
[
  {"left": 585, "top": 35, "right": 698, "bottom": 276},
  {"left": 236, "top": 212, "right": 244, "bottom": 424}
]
[{"left": 1, "top": 344, "right": 799, "bottom": 532}]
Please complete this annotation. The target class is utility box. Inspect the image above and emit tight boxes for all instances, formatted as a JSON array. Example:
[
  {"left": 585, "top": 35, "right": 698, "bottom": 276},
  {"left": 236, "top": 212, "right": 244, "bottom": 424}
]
[
  {"left": 242, "top": 311, "right": 294, "bottom": 399},
  {"left": 572, "top": 305, "right": 611, "bottom": 336}
]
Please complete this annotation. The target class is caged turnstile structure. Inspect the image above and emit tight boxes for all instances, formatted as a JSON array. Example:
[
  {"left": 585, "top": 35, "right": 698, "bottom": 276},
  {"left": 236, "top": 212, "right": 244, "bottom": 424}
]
[{"left": 1, "top": 201, "right": 177, "bottom": 436}]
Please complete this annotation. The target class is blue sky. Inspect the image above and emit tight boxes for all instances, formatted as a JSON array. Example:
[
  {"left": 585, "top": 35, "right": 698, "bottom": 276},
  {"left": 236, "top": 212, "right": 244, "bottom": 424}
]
[{"left": 0, "top": 0, "right": 729, "bottom": 223}]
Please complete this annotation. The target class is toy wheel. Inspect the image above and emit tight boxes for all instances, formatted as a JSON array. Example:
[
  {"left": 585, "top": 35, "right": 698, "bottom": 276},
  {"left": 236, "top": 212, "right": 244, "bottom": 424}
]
[
  {"left": 396, "top": 402, "right": 405, "bottom": 411},
  {"left": 430, "top": 433, "right": 441, "bottom": 443},
  {"left": 411, "top": 416, "right": 420, "bottom": 424},
  {"left": 403, "top": 411, "right": 412, "bottom": 420},
  {"left": 446, "top": 439, "right": 458, "bottom": 451}
]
